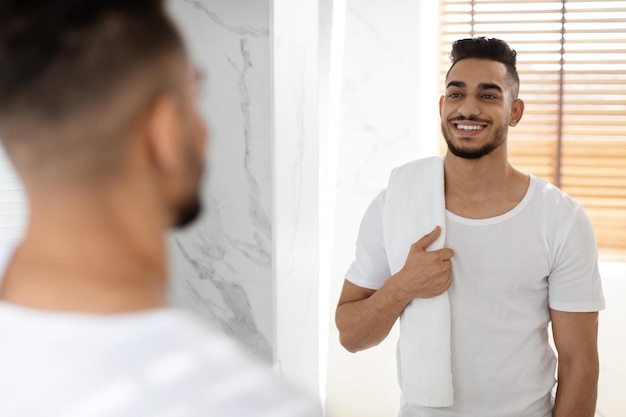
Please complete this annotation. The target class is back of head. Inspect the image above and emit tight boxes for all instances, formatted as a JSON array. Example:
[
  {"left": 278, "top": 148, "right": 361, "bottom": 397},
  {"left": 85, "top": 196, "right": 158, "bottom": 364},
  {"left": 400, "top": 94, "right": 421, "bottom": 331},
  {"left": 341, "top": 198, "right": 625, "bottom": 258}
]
[
  {"left": 0, "top": 0, "right": 185, "bottom": 184},
  {"left": 448, "top": 37, "right": 520, "bottom": 98}
]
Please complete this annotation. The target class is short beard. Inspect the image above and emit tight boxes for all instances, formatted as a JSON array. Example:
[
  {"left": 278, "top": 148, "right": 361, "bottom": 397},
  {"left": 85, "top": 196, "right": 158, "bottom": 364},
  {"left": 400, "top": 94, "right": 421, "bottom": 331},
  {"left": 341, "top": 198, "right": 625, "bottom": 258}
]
[
  {"left": 173, "top": 195, "right": 202, "bottom": 229},
  {"left": 441, "top": 121, "right": 507, "bottom": 160},
  {"left": 173, "top": 144, "right": 206, "bottom": 229}
]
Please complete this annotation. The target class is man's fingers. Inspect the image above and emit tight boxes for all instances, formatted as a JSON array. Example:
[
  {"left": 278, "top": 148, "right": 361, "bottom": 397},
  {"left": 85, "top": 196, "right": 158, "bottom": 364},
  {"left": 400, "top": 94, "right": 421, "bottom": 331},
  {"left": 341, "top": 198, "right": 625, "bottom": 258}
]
[
  {"left": 410, "top": 228, "right": 455, "bottom": 261},
  {"left": 437, "top": 248, "right": 455, "bottom": 261},
  {"left": 412, "top": 226, "right": 442, "bottom": 251}
]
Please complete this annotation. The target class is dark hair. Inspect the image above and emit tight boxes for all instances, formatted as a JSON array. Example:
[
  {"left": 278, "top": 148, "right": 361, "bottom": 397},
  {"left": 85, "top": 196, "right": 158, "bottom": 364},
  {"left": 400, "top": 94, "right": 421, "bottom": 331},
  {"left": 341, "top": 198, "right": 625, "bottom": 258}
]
[
  {"left": 0, "top": 0, "right": 184, "bottom": 124},
  {"left": 448, "top": 37, "right": 520, "bottom": 97}
]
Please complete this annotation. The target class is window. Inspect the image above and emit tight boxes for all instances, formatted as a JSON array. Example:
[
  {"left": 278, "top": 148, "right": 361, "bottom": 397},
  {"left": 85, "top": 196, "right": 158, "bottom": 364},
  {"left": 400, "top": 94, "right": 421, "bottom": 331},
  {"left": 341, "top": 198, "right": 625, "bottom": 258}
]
[
  {"left": 0, "top": 145, "right": 27, "bottom": 252},
  {"left": 439, "top": 0, "right": 626, "bottom": 259}
]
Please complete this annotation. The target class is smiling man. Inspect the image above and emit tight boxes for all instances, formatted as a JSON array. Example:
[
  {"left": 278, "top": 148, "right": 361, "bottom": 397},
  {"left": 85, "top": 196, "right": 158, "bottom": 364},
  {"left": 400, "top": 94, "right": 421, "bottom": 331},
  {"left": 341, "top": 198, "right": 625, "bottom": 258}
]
[{"left": 336, "top": 37, "right": 605, "bottom": 417}]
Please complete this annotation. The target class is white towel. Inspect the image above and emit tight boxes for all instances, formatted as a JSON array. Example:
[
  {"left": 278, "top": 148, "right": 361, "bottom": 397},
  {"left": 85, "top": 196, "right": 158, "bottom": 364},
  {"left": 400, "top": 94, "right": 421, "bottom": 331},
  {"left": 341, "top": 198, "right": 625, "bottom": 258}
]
[{"left": 382, "top": 155, "right": 453, "bottom": 407}]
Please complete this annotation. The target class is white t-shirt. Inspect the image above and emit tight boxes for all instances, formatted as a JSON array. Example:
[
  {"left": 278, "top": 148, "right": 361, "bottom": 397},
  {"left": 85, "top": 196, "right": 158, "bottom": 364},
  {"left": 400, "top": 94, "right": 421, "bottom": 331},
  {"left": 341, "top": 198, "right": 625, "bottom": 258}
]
[
  {"left": 346, "top": 175, "right": 605, "bottom": 417},
  {"left": 0, "top": 304, "right": 322, "bottom": 417}
]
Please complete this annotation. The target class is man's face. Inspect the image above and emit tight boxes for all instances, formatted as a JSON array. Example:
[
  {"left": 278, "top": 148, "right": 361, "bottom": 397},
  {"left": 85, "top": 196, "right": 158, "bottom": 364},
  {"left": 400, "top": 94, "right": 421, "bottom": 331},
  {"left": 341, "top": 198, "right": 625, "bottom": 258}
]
[
  {"left": 439, "top": 58, "right": 522, "bottom": 160},
  {"left": 172, "top": 63, "right": 208, "bottom": 228}
]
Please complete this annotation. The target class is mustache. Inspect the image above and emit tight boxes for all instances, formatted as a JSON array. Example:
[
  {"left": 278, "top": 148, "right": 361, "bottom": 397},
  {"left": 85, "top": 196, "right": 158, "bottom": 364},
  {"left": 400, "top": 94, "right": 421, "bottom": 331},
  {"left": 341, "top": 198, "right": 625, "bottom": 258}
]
[{"left": 448, "top": 115, "right": 490, "bottom": 124}]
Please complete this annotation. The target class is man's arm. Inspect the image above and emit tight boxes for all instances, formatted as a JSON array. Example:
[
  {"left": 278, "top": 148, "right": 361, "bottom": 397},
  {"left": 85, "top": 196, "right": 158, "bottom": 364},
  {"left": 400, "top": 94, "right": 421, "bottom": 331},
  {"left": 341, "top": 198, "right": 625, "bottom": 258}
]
[
  {"left": 335, "top": 226, "right": 453, "bottom": 353},
  {"left": 551, "top": 309, "right": 600, "bottom": 417}
]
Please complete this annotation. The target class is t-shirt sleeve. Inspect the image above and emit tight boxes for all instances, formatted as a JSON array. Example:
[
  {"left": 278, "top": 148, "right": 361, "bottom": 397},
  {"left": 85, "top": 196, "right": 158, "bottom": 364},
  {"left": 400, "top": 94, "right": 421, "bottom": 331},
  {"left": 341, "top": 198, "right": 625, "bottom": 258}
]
[
  {"left": 345, "top": 190, "right": 392, "bottom": 290},
  {"left": 548, "top": 204, "right": 606, "bottom": 312}
]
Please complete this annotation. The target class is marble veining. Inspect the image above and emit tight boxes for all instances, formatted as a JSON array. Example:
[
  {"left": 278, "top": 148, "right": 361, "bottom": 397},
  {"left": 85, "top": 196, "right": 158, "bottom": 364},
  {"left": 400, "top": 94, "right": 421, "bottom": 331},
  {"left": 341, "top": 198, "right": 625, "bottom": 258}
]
[
  {"left": 335, "top": 3, "right": 423, "bottom": 199},
  {"left": 183, "top": 0, "right": 269, "bottom": 37},
  {"left": 282, "top": 42, "right": 306, "bottom": 263},
  {"left": 175, "top": 238, "right": 272, "bottom": 361},
  {"left": 228, "top": 38, "right": 272, "bottom": 256},
  {"left": 326, "top": 0, "right": 424, "bottom": 414},
  {"left": 272, "top": 30, "right": 320, "bottom": 394},
  {"left": 346, "top": 5, "right": 409, "bottom": 67},
  {"left": 167, "top": 0, "right": 273, "bottom": 362}
]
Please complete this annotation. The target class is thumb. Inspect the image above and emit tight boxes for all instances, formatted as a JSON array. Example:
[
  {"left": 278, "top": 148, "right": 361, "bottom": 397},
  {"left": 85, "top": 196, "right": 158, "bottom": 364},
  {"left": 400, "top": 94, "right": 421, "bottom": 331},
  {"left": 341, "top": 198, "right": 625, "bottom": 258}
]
[{"left": 413, "top": 226, "right": 442, "bottom": 251}]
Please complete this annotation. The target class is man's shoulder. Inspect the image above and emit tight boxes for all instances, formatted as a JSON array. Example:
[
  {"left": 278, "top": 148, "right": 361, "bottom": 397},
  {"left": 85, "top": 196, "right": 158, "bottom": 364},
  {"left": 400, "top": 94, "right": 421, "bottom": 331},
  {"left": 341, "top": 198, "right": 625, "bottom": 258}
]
[
  {"left": 525, "top": 175, "right": 592, "bottom": 239},
  {"left": 0, "top": 307, "right": 322, "bottom": 416},
  {"left": 529, "top": 174, "right": 583, "bottom": 212}
]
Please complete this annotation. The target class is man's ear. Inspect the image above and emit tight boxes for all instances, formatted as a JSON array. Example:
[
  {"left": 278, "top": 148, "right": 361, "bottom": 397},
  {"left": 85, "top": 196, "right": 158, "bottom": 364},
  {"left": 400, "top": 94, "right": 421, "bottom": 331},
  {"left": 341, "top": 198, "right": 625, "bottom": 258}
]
[
  {"left": 142, "top": 94, "right": 181, "bottom": 174},
  {"left": 439, "top": 95, "right": 444, "bottom": 116},
  {"left": 509, "top": 98, "right": 525, "bottom": 127}
]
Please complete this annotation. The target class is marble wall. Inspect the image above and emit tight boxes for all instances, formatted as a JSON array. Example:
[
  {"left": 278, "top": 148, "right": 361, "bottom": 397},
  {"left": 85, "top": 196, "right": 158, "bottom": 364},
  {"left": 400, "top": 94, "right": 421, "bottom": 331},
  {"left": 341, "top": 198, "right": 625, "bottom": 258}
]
[
  {"left": 325, "top": 0, "right": 440, "bottom": 415},
  {"left": 166, "top": 0, "right": 440, "bottom": 410},
  {"left": 166, "top": 0, "right": 323, "bottom": 397},
  {"left": 273, "top": 0, "right": 323, "bottom": 397},
  {"left": 166, "top": 0, "right": 274, "bottom": 361},
  {"left": 167, "top": 0, "right": 440, "bottom": 409}
]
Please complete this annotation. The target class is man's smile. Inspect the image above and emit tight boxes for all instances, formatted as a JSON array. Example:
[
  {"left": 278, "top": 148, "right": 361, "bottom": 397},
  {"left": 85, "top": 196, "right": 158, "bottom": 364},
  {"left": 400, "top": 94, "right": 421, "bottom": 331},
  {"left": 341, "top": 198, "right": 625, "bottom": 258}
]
[
  {"left": 449, "top": 119, "right": 489, "bottom": 135},
  {"left": 454, "top": 123, "right": 486, "bottom": 131}
]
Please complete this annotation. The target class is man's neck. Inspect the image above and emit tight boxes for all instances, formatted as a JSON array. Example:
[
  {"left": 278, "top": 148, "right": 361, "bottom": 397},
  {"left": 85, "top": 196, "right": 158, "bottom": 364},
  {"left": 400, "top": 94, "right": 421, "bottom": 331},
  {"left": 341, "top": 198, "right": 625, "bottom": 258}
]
[
  {"left": 443, "top": 151, "right": 529, "bottom": 219},
  {"left": 0, "top": 195, "right": 169, "bottom": 314}
]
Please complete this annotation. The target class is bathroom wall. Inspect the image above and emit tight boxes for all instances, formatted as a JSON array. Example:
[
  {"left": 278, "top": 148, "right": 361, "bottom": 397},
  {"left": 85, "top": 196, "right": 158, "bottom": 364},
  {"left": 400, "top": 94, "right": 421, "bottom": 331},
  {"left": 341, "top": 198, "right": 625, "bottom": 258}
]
[
  {"left": 166, "top": 0, "right": 441, "bottom": 411},
  {"left": 325, "top": 0, "right": 440, "bottom": 414},
  {"left": 167, "top": 0, "right": 275, "bottom": 363},
  {"left": 0, "top": 151, "right": 27, "bottom": 252},
  {"left": 166, "top": 0, "right": 323, "bottom": 396},
  {"left": 273, "top": 0, "right": 323, "bottom": 396}
]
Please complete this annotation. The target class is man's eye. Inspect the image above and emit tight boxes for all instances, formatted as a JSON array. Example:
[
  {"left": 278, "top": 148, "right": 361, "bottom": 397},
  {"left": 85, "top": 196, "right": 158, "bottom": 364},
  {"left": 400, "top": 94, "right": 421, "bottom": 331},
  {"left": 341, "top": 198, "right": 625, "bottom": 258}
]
[
  {"left": 482, "top": 94, "right": 497, "bottom": 99},
  {"left": 448, "top": 92, "right": 462, "bottom": 98}
]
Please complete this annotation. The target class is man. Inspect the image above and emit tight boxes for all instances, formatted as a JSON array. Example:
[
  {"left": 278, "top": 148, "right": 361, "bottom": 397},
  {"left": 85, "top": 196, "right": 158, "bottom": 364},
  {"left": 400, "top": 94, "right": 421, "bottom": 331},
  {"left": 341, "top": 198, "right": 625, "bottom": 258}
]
[
  {"left": 336, "top": 37, "right": 605, "bottom": 417},
  {"left": 0, "top": 1, "right": 321, "bottom": 416}
]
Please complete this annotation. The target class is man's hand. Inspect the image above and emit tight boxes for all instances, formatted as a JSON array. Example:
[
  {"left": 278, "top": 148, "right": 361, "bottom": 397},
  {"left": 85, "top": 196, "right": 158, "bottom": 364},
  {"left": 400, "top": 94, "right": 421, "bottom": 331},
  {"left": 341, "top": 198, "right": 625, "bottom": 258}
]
[
  {"left": 393, "top": 226, "right": 454, "bottom": 301},
  {"left": 336, "top": 226, "right": 454, "bottom": 352}
]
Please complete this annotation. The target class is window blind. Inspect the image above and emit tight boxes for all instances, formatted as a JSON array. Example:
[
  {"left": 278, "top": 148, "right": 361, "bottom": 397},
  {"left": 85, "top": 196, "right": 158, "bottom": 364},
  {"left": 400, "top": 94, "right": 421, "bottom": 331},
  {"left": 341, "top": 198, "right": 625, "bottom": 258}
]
[
  {"left": 439, "top": 0, "right": 626, "bottom": 259},
  {"left": 0, "top": 145, "right": 27, "bottom": 248}
]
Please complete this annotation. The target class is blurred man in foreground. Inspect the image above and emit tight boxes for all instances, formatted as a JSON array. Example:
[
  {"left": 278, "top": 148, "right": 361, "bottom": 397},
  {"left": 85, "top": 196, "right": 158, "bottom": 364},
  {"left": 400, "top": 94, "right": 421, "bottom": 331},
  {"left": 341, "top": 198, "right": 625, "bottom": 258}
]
[{"left": 0, "top": 1, "right": 321, "bottom": 415}]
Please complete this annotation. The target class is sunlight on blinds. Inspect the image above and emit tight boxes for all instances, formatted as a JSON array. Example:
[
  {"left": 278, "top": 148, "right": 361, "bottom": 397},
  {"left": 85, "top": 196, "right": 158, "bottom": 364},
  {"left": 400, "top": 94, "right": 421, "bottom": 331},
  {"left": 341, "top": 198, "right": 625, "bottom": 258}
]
[
  {"left": 439, "top": 0, "right": 626, "bottom": 258},
  {"left": 0, "top": 145, "right": 27, "bottom": 245}
]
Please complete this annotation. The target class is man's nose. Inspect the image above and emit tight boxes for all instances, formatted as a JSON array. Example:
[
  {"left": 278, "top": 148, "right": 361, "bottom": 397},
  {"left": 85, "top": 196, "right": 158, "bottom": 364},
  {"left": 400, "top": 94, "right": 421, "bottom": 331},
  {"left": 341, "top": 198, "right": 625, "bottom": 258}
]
[{"left": 457, "top": 96, "right": 480, "bottom": 118}]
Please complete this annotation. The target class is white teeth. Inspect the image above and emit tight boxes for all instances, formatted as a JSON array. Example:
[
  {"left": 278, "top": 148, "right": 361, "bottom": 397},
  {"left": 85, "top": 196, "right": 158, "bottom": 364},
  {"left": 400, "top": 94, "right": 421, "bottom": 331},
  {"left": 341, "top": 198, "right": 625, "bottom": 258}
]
[{"left": 455, "top": 124, "right": 484, "bottom": 131}]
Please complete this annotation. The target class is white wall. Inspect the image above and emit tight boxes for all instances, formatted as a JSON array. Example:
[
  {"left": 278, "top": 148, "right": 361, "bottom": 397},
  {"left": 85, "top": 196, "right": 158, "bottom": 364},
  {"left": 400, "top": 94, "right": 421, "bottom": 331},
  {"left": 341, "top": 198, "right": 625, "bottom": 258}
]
[
  {"left": 325, "top": 0, "right": 440, "bottom": 415},
  {"left": 597, "top": 262, "right": 626, "bottom": 417},
  {"left": 0, "top": 151, "right": 27, "bottom": 249},
  {"left": 164, "top": 2, "right": 444, "bottom": 409},
  {"left": 167, "top": 0, "right": 324, "bottom": 398},
  {"left": 273, "top": 0, "right": 323, "bottom": 397},
  {"left": 167, "top": 0, "right": 275, "bottom": 363}
]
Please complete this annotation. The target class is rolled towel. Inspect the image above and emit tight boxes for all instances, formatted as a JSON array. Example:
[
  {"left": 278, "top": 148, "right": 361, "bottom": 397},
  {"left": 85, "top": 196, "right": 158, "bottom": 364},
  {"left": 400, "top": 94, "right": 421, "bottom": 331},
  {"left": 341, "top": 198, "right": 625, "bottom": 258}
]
[{"left": 382, "top": 155, "right": 453, "bottom": 407}]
